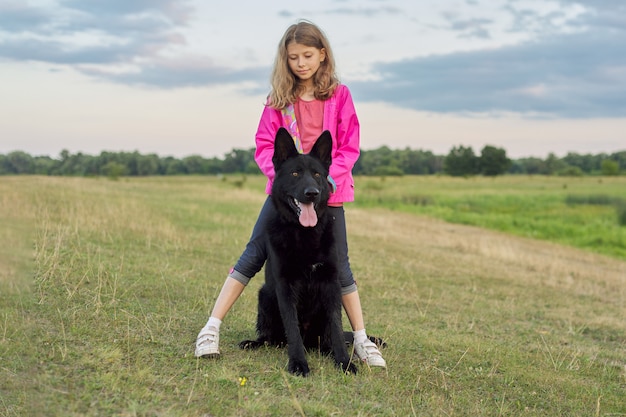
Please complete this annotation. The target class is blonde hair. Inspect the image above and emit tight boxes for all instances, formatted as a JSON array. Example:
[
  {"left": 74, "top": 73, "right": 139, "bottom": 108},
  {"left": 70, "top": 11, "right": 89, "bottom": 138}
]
[{"left": 268, "top": 21, "right": 339, "bottom": 110}]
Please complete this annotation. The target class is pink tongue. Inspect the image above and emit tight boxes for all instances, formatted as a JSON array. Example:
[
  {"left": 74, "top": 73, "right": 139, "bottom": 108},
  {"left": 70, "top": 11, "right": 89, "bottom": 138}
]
[{"left": 298, "top": 202, "right": 318, "bottom": 227}]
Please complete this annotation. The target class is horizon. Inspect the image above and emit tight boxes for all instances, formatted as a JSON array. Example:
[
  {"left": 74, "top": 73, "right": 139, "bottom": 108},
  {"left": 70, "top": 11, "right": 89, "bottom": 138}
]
[{"left": 3, "top": 142, "right": 624, "bottom": 162}]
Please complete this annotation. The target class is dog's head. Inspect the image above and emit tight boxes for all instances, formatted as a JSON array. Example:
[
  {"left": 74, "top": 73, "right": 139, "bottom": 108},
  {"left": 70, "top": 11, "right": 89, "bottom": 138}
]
[{"left": 271, "top": 127, "right": 332, "bottom": 227}]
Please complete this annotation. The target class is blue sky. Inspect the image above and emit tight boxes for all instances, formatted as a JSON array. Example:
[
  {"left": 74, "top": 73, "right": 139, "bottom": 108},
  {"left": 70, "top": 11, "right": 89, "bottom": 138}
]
[{"left": 1, "top": 0, "right": 624, "bottom": 158}]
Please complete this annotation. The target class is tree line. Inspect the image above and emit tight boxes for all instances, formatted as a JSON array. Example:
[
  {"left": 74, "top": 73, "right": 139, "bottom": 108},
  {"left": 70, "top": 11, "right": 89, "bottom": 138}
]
[{"left": 1, "top": 145, "right": 624, "bottom": 177}]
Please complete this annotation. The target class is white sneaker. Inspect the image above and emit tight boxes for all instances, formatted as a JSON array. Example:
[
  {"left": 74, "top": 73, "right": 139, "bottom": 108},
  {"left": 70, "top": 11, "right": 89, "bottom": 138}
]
[
  {"left": 354, "top": 339, "right": 386, "bottom": 368},
  {"left": 195, "top": 326, "right": 220, "bottom": 358}
]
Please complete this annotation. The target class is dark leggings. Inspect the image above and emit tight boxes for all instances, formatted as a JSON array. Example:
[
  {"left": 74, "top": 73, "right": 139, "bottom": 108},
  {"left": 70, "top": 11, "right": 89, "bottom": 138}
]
[{"left": 230, "top": 196, "right": 357, "bottom": 295}]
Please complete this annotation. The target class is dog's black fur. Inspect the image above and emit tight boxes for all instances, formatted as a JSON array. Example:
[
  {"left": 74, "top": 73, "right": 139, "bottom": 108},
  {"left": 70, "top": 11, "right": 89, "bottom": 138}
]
[{"left": 239, "top": 128, "right": 357, "bottom": 376}]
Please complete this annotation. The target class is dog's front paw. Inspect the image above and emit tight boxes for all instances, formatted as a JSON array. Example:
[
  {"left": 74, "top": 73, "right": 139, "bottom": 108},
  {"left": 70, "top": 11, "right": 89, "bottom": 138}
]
[
  {"left": 239, "top": 339, "right": 262, "bottom": 350},
  {"left": 288, "top": 358, "right": 310, "bottom": 377}
]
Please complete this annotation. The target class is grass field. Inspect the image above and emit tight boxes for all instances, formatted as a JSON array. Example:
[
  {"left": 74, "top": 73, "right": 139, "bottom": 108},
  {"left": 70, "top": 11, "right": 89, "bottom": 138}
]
[
  {"left": 356, "top": 175, "right": 626, "bottom": 260},
  {"left": 1, "top": 175, "right": 625, "bottom": 416}
]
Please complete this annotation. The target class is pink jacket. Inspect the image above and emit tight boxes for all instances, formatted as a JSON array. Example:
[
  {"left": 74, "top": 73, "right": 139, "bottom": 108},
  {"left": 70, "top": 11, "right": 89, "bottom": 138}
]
[{"left": 254, "top": 84, "right": 360, "bottom": 204}]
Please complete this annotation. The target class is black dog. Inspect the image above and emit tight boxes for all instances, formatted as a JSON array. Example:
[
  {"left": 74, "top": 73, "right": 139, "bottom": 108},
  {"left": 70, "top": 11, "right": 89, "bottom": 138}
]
[{"left": 239, "top": 128, "right": 357, "bottom": 376}]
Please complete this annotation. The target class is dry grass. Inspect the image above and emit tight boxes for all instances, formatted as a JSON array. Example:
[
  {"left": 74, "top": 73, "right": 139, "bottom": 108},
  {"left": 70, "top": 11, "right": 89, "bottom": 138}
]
[
  {"left": 1, "top": 175, "right": 625, "bottom": 416},
  {"left": 0, "top": 177, "right": 36, "bottom": 289},
  {"left": 350, "top": 207, "right": 625, "bottom": 299},
  {"left": 348, "top": 207, "right": 625, "bottom": 335}
]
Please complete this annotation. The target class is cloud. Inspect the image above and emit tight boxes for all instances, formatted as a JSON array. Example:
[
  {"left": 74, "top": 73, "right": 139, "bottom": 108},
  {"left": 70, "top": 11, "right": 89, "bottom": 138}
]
[
  {"left": 351, "top": 25, "right": 626, "bottom": 118},
  {"left": 0, "top": 0, "right": 192, "bottom": 66},
  {"left": 0, "top": 2, "right": 49, "bottom": 31},
  {"left": 62, "top": 0, "right": 194, "bottom": 30},
  {"left": 1, "top": 0, "right": 624, "bottom": 118},
  {"left": 279, "top": 4, "right": 403, "bottom": 18},
  {"left": 561, "top": 0, "right": 626, "bottom": 30},
  {"left": 0, "top": 37, "right": 140, "bottom": 64},
  {"left": 80, "top": 57, "right": 268, "bottom": 89},
  {"left": 62, "top": 0, "right": 193, "bottom": 26},
  {"left": 442, "top": 13, "right": 493, "bottom": 39},
  {"left": 322, "top": 6, "right": 403, "bottom": 17},
  {"left": 346, "top": 0, "right": 626, "bottom": 118}
]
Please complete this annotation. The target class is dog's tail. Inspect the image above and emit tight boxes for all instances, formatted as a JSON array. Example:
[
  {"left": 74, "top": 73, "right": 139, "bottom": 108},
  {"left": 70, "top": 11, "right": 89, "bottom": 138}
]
[{"left": 343, "top": 331, "right": 387, "bottom": 348}]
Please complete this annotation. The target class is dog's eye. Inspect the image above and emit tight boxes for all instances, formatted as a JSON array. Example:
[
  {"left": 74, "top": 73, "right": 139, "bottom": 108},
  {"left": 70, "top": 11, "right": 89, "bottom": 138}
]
[
  {"left": 314, "top": 172, "right": 321, "bottom": 178},
  {"left": 292, "top": 172, "right": 298, "bottom": 177}
]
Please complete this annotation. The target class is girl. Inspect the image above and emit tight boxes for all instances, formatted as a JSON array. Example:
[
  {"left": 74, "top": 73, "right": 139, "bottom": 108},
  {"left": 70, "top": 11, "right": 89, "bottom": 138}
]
[{"left": 195, "top": 21, "right": 386, "bottom": 368}]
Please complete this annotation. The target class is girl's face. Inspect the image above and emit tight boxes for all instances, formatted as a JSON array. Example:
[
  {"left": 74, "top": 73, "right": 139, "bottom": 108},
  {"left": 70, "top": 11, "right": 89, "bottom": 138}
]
[{"left": 286, "top": 42, "right": 326, "bottom": 84}]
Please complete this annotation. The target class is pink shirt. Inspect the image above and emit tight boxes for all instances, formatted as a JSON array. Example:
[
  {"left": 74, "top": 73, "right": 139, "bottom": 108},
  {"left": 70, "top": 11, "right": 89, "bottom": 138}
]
[
  {"left": 254, "top": 84, "right": 360, "bottom": 204},
  {"left": 295, "top": 98, "right": 324, "bottom": 153}
]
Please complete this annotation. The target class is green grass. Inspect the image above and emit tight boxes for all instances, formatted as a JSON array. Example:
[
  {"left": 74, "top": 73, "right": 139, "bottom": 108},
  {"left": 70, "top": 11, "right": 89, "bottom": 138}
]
[
  {"left": 356, "top": 175, "right": 626, "bottom": 260},
  {"left": 1, "top": 175, "right": 625, "bottom": 416}
]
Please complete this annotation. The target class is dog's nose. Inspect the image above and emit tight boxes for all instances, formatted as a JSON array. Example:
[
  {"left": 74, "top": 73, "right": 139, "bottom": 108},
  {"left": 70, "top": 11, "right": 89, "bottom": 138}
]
[{"left": 304, "top": 187, "right": 319, "bottom": 200}]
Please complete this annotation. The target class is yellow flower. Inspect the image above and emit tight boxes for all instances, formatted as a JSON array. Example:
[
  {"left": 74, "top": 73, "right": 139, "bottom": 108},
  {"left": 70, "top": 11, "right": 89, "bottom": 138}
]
[{"left": 238, "top": 377, "right": 248, "bottom": 387}]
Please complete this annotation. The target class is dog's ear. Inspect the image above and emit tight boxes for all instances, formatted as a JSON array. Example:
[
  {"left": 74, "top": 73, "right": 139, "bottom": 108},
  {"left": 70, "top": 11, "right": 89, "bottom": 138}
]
[
  {"left": 310, "top": 130, "right": 332, "bottom": 170},
  {"left": 273, "top": 127, "right": 299, "bottom": 170}
]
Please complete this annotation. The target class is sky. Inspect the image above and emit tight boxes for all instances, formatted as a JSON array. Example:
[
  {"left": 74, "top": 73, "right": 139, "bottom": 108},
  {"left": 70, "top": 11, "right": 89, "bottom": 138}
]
[{"left": 0, "top": 0, "right": 625, "bottom": 160}]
